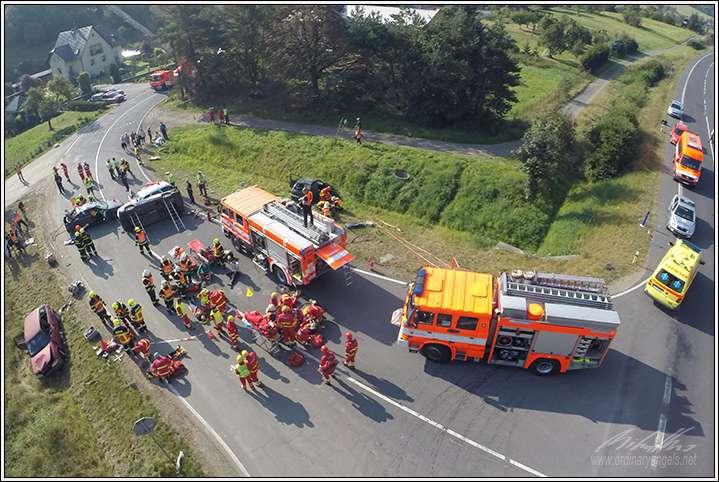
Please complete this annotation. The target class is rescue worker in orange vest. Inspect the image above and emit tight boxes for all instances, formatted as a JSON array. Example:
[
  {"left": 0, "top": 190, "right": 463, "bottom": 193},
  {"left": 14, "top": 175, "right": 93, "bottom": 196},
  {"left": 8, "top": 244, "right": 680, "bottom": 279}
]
[
  {"left": 160, "top": 256, "right": 175, "bottom": 281},
  {"left": 243, "top": 350, "right": 264, "bottom": 388},
  {"left": 134, "top": 226, "right": 151, "bottom": 255},
  {"left": 112, "top": 318, "right": 134, "bottom": 349},
  {"left": 209, "top": 289, "right": 228, "bottom": 313},
  {"left": 209, "top": 307, "right": 224, "bottom": 333},
  {"left": 344, "top": 332, "right": 358, "bottom": 369},
  {"left": 302, "top": 299, "right": 325, "bottom": 331},
  {"left": 88, "top": 291, "right": 112, "bottom": 329},
  {"left": 295, "top": 322, "right": 312, "bottom": 346},
  {"left": 319, "top": 345, "right": 338, "bottom": 385},
  {"left": 159, "top": 280, "right": 176, "bottom": 314},
  {"left": 149, "top": 352, "right": 174, "bottom": 382},
  {"left": 134, "top": 338, "right": 151, "bottom": 360},
  {"left": 234, "top": 354, "right": 254, "bottom": 391},
  {"left": 178, "top": 252, "right": 193, "bottom": 283},
  {"left": 319, "top": 185, "right": 332, "bottom": 202},
  {"left": 142, "top": 270, "right": 159, "bottom": 305},
  {"left": 175, "top": 299, "right": 193, "bottom": 330},
  {"left": 226, "top": 315, "right": 239, "bottom": 350},
  {"left": 112, "top": 300, "right": 130, "bottom": 324},
  {"left": 127, "top": 299, "right": 148, "bottom": 334},
  {"left": 277, "top": 305, "right": 297, "bottom": 347},
  {"left": 301, "top": 187, "right": 314, "bottom": 227}
]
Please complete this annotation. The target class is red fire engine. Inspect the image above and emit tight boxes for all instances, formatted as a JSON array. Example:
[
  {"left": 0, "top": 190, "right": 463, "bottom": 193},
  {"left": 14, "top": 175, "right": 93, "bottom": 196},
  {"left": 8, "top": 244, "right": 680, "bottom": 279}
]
[
  {"left": 219, "top": 186, "right": 353, "bottom": 286},
  {"left": 392, "top": 267, "right": 620, "bottom": 375}
]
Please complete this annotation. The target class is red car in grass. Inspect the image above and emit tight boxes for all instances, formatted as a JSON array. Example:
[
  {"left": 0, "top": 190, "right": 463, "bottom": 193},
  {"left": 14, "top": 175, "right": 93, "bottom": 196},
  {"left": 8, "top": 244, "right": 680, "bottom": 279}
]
[
  {"left": 670, "top": 122, "right": 688, "bottom": 145},
  {"left": 23, "top": 305, "right": 66, "bottom": 377}
]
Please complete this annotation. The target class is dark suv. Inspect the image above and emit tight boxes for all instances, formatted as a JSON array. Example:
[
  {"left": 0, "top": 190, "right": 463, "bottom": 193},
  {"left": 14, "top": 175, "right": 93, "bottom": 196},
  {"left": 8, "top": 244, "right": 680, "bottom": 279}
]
[{"left": 289, "top": 178, "right": 341, "bottom": 206}]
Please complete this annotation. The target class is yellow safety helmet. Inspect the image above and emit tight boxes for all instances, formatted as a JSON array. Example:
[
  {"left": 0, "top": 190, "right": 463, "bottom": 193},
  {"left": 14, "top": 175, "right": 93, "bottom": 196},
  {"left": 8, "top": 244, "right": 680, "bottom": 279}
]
[
  {"left": 200, "top": 288, "right": 209, "bottom": 296},
  {"left": 112, "top": 302, "right": 119, "bottom": 310},
  {"left": 127, "top": 299, "right": 136, "bottom": 306},
  {"left": 213, "top": 238, "right": 220, "bottom": 245},
  {"left": 88, "top": 290, "right": 96, "bottom": 298},
  {"left": 112, "top": 318, "right": 121, "bottom": 327},
  {"left": 226, "top": 315, "right": 234, "bottom": 322},
  {"left": 241, "top": 350, "right": 249, "bottom": 359},
  {"left": 236, "top": 354, "right": 244, "bottom": 363},
  {"left": 135, "top": 226, "right": 141, "bottom": 232}
]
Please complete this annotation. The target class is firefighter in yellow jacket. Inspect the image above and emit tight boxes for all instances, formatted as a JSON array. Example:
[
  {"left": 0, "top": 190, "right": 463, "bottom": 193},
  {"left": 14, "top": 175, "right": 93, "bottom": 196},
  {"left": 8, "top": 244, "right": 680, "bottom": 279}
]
[{"left": 127, "top": 299, "right": 148, "bottom": 334}]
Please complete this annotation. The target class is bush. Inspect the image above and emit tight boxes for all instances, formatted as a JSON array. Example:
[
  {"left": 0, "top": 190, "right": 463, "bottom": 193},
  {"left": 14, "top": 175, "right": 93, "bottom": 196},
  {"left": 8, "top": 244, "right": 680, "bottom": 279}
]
[
  {"left": 65, "top": 99, "right": 105, "bottom": 112},
  {"left": 584, "top": 107, "right": 640, "bottom": 181},
  {"left": 637, "top": 60, "right": 665, "bottom": 87},
  {"left": 611, "top": 34, "right": 638, "bottom": 57},
  {"left": 77, "top": 72, "right": 91, "bottom": 96},
  {"left": 580, "top": 44, "right": 610, "bottom": 72},
  {"left": 110, "top": 63, "right": 122, "bottom": 83},
  {"left": 688, "top": 39, "right": 705, "bottom": 50}
]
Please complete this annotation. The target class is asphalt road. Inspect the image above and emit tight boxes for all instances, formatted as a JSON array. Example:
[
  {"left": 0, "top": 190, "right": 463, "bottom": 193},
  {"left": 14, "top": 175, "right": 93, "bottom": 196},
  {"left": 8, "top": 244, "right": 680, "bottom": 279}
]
[{"left": 6, "top": 51, "right": 715, "bottom": 478}]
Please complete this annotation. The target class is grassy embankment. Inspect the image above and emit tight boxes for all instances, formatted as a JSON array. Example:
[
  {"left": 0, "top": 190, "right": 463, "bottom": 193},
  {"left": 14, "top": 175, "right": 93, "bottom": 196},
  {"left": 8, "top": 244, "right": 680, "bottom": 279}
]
[
  {"left": 538, "top": 46, "right": 698, "bottom": 271},
  {"left": 4, "top": 110, "right": 105, "bottom": 176},
  {"left": 4, "top": 198, "right": 204, "bottom": 477}
]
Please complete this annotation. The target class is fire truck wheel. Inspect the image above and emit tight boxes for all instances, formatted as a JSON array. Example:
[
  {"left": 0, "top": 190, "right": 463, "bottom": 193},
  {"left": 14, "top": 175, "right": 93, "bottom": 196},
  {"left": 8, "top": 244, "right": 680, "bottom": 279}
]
[
  {"left": 273, "top": 266, "right": 289, "bottom": 286},
  {"left": 223, "top": 228, "right": 231, "bottom": 238},
  {"left": 420, "top": 344, "right": 451, "bottom": 363},
  {"left": 530, "top": 359, "right": 559, "bottom": 376}
]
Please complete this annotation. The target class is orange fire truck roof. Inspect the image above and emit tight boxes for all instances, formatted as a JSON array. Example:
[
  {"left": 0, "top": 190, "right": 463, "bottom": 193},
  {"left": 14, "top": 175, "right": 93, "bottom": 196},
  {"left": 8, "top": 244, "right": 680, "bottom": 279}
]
[
  {"left": 221, "top": 186, "right": 279, "bottom": 217},
  {"left": 413, "top": 267, "right": 494, "bottom": 318}
]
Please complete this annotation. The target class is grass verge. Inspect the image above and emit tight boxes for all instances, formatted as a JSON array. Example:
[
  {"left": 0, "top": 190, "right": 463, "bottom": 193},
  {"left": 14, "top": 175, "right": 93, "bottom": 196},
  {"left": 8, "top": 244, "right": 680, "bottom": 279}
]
[
  {"left": 4, "top": 110, "right": 105, "bottom": 176},
  {"left": 4, "top": 197, "right": 204, "bottom": 477},
  {"left": 538, "top": 47, "right": 698, "bottom": 273}
]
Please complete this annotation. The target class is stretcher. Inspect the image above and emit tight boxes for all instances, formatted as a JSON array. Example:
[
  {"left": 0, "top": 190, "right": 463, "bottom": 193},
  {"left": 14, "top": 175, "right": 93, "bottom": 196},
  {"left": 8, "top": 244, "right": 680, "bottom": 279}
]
[
  {"left": 169, "top": 243, "right": 212, "bottom": 285},
  {"left": 242, "top": 310, "right": 280, "bottom": 355}
]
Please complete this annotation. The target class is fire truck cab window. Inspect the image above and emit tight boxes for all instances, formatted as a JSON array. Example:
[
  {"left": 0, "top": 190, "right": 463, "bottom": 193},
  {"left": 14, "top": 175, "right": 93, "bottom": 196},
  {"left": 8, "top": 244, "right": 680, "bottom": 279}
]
[
  {"left": 456, "top": 316, "right": 478, "bottom": 330},
  {"left": 221, "top": 207, "right": 235, "bottom": 221},
  {"left": 415, "top": 311, "right": 434, "bottom": 324},
  {"left": 437, "top": 313, "right": 452, "bottom": 327}
]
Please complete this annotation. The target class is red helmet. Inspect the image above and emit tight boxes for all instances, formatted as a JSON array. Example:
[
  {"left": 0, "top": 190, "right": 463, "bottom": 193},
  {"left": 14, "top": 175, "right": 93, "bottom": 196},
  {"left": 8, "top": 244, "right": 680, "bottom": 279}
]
[
  {"left": 345, "top": 332, "right": 353, "bottom": 340},
  {"left": 320, "top": 345, "right": 329, "bottom": 354}
]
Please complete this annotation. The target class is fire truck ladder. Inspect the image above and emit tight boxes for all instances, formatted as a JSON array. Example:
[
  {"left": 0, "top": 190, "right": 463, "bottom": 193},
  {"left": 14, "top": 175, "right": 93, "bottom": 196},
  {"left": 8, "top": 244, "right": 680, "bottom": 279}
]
[
  {"left": 128, "top": 211, "right": 147, "bottom": 238},
  {"left": 162, "top": 193, "right": 185, "bottom": 232},
  {"left": 501, "top": 272, "right": 612, "bottom": 309},
  {"left": 263, "top": 202, "right": 328, "bottom": 246}
]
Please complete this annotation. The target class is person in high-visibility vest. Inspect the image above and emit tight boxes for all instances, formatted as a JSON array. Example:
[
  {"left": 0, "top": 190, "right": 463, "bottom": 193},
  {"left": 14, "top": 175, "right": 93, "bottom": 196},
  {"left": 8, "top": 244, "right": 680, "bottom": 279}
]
[
  {"left": 88, "top": 291, "right": 112, "bottom": 328},
  {"left": 301, "top": 187, "right": 314, "bottom": 228},
  {"left": 175, "top": 299, "right": 193, "bottom": 330},
  {"left": 159, "top": 280, "right": 176, "bottom": 313},
  {"left": 233, "top": 354, "right": 254, "bottom": 391},
  {"left": 319, "top": 185, "right": 332, "bottom": 202},
  {"left": 226, "top": 315, "right": 239, "bottom": 350},
  {"left": 197, "top": 289, "right": 210, "bottom": 319},
  {"left": 211, "top": 238, "right": 226, "bottom": 264},
  {"left": 318, "top": 345, "right": 338, "bottom": 385},
  {"left": 344, "top": 332, "right": 358, "bottom": 369},
  {"left": 142, "top": 270, "right": 159, "bottom": 305},
  {"left": 112, "top": 300, "right": 130, "bottom": 324},
  {"left": 160, "top": 256, "right": 175, "bottom": 281},
  {"left": 133, "top": 338, "right": 151, "bottom": 360},
  {"left": 243, "top": 350, "right": 263, "bottom": 388},
  {"left": 134, "top": 227, "right": 151, "bottom": 255},
  {"left": 112, "top": 318, "right": 134, "bottom": 348},
  {"left": 127, "top": 299, "right": 147, "bottom": 334},
  {"left": 209, "top": 307, "right": 224, "bottom": 333}
]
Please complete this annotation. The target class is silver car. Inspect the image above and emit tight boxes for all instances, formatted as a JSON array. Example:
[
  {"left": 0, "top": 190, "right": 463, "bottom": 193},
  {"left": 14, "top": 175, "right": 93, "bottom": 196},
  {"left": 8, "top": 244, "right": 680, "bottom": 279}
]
[
  {"left": 667, "top": 194, "right": 696, "bottom": 238},
  {"left": 667, "top": 100, "right": 684, "bottom": 119}
]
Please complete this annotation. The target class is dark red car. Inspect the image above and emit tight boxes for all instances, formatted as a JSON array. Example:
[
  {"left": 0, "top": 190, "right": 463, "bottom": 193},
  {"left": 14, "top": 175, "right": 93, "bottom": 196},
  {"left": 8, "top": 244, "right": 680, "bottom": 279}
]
[
  {"left": 670, "top": 122, "right": 688, "bottom": 145},
  {"left": 23, "top": 305, "right": 66, "bottom": 377}
]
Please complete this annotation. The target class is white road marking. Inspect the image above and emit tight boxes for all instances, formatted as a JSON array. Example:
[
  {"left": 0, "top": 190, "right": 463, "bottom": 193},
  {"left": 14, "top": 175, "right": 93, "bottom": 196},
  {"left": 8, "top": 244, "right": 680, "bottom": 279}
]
[
  {"left": 63, "top": 133, "right": 84, "bottom": 156},
  {"left": 704, "top": 62, "right": 715, "bottom": 162},
  {"left": 345, "top": 376, "right": 546, "bottom": 477},
  {"left": 94, "top": 93, "right": 158, "bottom": 200},
  {"left": 662, "top": 376, "right": 672, "bottom": 407},
  {"left": 166, "top": 384, "right": 251, "bottom": 476},
  {"left": 611, "top": 277, "right": 650, "bottom": 299},
  {"left": 350, "top": 267, "right": 407, "bottom": 285},
  {"left": 681, "top": 52, "right": 713, "bottom": 104},
  {"left": 134, "top": 97, "right": 165, "bottom": 182}
]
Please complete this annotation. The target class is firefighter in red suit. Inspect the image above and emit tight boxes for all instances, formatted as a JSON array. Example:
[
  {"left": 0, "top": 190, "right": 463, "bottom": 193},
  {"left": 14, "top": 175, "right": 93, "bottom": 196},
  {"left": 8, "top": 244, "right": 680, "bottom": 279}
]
[
  {"left": 302, "top": 299, "right": 325, "bottom": 331},
  {"left": 226, "top": 315, "right": 239, "bottom": 350},
  {"left": 277, "top": 305, "right": 297, "bottom": 347},
  {"left": 243, "top": 350, "right": 263, "bottom": 388},
  {"left": 133, "top": 338, "right": 151, "bottom": 360},
  {"left": 344, "top": 332, "right": 358, "bottom": 369},
  {"left": 295, "top": 322, "right": 312, "bottom": 346},
  {"left": 150, "top": 352, "right": 174, "bottom": 382},
  {"left": 318, "top": 345, "right": 338, "bottom": 385}
]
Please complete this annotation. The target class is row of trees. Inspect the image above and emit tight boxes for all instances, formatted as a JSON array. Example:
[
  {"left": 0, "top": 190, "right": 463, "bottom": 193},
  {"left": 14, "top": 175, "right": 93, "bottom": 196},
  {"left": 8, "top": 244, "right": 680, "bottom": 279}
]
[{"left": 156, "top": 5, "right": 521, "bottom": 126}]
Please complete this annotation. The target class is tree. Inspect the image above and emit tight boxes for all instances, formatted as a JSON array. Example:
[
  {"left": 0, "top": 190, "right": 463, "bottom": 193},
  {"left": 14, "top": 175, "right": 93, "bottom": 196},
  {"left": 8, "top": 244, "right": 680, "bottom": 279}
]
[
  {"left": 538, "top": 16, "right": 566, "bottom": 57},
  {"left": 268, "top": 6, "right": 351, "bottom": 99},
  {"left": 221, "top": 5, "right": 274, "bottom": 89},
  {"left": 23, "top": 86, "right": 44, "bottom": 120},
  {"left": 686, "top": 13, "right": 705, "bottom": 34},
  {"left": 515, "top": 112, "right": 576, "bottom": 201},
  {"left": 47, "top": 76, "right": 74, "bottom": 103},
  {"left": 38, "top": 95, "right": 60, "bottom": 130},
  {"left": 109, "top": 63, "right": 122, "bottom": 83},
  {"left": 622, "top": 6, "right": 642, "bottom": 27},
  {"left": 77, "top": 72, "right": 92, "bottom": 96},
  {"left": 584, "top": 109, "right": 639, "bottom": 180}
]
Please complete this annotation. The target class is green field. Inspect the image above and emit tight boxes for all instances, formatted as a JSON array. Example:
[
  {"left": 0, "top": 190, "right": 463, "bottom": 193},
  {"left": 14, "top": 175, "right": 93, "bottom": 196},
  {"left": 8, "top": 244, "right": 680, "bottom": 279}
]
[
  {"left": 673, "top": 4, "right": 713, "bottom": 21},
  {"left": 4, "top": 198, "right": 204, "bottom": 477},
  {"left": 4, "top": 110, "right": 105, "bottom": 176}
]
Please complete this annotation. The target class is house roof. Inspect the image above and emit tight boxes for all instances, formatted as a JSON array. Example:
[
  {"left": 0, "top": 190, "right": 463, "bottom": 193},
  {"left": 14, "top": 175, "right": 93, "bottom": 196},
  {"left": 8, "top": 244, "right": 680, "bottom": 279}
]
[
  {"left": 50, "top": 25, "right": 117, "bottom": 62},
  {"left": 93, "top": 24, "right": 119, "bottom": 48},
  {"left": 5, "top": 94, "right": 24, "bottom": 114},
  {"left": 52, "top": 44, "right": 78, "bottom": 61}
]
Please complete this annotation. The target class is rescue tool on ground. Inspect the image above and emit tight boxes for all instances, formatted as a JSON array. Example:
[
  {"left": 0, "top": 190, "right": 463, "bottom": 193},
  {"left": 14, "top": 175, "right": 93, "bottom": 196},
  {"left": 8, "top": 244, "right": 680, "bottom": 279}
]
[
  {"left": 392, "top": 267, "right": 621, "bottom": 376},
  {"left": 219, "top": 186, "right": 353, "bottom": 286}
]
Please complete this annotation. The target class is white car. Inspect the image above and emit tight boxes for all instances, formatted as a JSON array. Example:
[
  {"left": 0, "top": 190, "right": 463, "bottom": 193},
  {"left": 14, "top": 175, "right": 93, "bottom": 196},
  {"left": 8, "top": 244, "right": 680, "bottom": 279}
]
[
  {"left": 667, "top": 100, "right": 684, "bottom": 119},
  {"left": 667, "top": 194, "right": 696, "bottom": 238}
]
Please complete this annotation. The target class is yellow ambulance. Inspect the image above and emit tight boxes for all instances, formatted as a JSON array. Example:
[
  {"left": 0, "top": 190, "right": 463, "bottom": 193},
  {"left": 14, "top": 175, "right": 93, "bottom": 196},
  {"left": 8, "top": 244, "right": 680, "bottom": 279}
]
[{"left": 645, "top": 240, "right": 703, "bottom": 309}]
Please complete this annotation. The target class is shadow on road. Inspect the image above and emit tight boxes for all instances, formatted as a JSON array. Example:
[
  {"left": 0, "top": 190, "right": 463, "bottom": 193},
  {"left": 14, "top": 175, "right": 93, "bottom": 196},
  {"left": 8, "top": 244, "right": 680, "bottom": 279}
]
[
  {"left": 332, "top": 376, "right": 394, "bottom": 423},
  {"left": 248, "top": 384, "right": 314, "bottom": 428}
]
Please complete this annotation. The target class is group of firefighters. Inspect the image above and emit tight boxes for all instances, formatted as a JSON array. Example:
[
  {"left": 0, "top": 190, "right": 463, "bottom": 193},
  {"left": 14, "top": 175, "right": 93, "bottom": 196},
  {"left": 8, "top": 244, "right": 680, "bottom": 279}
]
[{"left": 299, "top": 183, "right": 343, "bottom": 228}]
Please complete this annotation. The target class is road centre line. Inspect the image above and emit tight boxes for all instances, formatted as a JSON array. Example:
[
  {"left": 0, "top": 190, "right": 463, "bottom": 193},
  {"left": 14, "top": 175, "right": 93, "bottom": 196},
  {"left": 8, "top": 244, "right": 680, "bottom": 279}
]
[
  {"left": 94, "top": 93, "right": 158, "bottom": 201},
  {"left": 345, "top": 376, "right": 547, "bottom": 477},
  {"left": 134, "top": 96, "right": 165, "bottom": 182}
]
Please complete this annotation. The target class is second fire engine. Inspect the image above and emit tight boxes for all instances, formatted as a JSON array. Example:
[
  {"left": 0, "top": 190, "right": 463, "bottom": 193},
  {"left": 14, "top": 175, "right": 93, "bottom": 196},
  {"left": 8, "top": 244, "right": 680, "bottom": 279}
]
[{"left": 219, "top": 186, "right": 353, "bottom": 286}]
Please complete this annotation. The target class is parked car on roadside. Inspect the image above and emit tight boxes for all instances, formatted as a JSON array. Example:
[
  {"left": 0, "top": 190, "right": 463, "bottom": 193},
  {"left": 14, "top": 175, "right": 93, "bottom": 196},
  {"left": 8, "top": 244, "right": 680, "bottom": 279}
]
[
  {"left": 62, "top": 200, "right": 121, "bottom": 234},
  {"left": 289, "top": 178, "right": 342, "bottom": 206},
  {"left": 667, "top": 100, "right": 684, "bottom": 119},
  {"left": 22, "top": 305, "right": 66, "bottom": 378},
  {"left": 90, "top": 89, "right": 126, "bottom": 104},
  {"left": 667, "top": 194, "right": 696, "bottom": 238}
]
